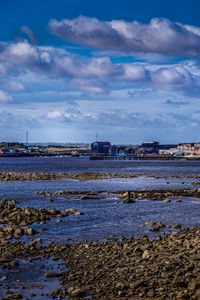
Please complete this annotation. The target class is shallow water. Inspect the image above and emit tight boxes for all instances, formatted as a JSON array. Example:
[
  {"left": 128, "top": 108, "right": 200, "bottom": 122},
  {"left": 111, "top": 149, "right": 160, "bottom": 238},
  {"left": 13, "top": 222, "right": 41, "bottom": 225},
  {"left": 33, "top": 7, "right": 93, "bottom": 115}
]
[
  {"left": 0, "top": 157, "right": 200, "bottom": 243},
  {"left": 0, "top": 158, "right": 199, "bottom": 243},
  {"left": 0, "top": 257, "right": 65, "bottom": 300},
  {"left": 1, "top": 157, "right": 200, "bottom": 299}
]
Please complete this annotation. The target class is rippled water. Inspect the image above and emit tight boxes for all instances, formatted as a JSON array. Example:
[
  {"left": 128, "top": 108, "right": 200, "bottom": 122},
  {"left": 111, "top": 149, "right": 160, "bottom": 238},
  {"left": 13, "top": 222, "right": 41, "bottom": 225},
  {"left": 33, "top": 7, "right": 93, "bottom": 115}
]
[
  {"left": 0, "top": 157, "right": 200, "bottom": 242},
  {"left": 1, "top": 155, "right": 200, "bottom": 174}
]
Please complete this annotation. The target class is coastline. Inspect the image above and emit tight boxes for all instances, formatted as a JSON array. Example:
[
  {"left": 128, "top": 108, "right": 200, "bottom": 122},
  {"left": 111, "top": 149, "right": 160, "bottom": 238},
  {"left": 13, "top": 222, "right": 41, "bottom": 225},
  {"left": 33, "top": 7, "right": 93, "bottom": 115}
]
[
  {"left": 1, "top": 171, "right": 200, "bottom": 182},
  {"left": 0, "top": 166, "right": 200, "bottom": 299},
  {"left": 1, "top": 225, "right": 200, "bottom": 299}
]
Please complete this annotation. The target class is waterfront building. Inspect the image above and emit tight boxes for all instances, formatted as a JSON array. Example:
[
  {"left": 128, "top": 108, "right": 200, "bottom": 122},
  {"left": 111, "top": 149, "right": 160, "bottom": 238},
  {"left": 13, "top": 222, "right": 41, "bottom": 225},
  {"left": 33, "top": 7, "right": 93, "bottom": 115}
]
[{"left": 91, "top": 141, "right": 111, "bottom": 154}]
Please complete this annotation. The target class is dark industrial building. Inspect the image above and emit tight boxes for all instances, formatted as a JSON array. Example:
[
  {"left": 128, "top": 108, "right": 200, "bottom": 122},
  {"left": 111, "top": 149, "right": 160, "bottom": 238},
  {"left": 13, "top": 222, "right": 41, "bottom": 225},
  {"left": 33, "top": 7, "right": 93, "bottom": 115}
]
[
  {"left": 91, "top": 142, "right": 111, "bottom": 154},
  {"left": 138, "top": 141, "right": 159, "bottom": 155}
]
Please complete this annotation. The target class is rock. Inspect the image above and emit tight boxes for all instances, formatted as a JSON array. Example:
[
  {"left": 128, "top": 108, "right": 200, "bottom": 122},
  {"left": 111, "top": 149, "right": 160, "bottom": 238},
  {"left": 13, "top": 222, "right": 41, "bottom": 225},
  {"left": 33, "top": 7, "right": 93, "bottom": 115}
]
[
  {"left": 163, "top": 198, "right": 171, "bottom": 202},
  {"left": 45, "top": 272, "right": 62, "bottom": 278},
  {"left": 150, "top": 226, "right": 160, "bottom": 231},
  {"left": 121, "top": 192, "right": 129, "bottom": 198},
  {"left": 145, "top": 222, "right": 155, "bottom": 226},
  {"left": 142, "top": 250, "right": 150, "bottom": 259},
  {"left": 189, "top": 280, "right": 200, "bottom": 290},
  {"left": 172, "top": 224, "right": 181, "bottom": 229},
  {"left": 122, "top": 198, "right": 136, "bottom": 203},
  {"left": 24, "top": 227, "right": 38, "bottom": 236},
  {"left": 14, "top": 228, "right": 23, "bottom": 237},
  {"left": 157, "top": 221, "right": 165, "bottom": 228},
  {"left": 8, "top": 294, "right": 22, "bottom": 299},
  {"left": 65, "top": 208, "right": 83, "bottom": 215},
  {"left": 68, "top": 288, "right": 86, "bottom": 297}
]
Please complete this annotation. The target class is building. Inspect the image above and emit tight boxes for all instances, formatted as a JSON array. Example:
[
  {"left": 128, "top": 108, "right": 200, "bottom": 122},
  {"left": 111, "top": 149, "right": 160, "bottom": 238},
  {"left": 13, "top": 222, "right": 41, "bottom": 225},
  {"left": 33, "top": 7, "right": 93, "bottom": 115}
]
[
  {"left": 177, "top": 143, "right": 200, "bottom": 156},
  {"left": 91, "top": 142, "right": 111, "bottom": 154},
  {"left": 137, "top": 141, "right": 159, "bottom": 156}
]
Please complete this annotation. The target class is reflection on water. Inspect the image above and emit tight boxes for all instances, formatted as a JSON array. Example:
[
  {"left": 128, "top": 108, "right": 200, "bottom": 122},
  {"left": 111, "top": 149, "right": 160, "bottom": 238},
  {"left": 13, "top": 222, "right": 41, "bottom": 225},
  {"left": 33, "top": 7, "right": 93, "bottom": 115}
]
[
  {"left": 0, "top": 156, "right": 200, "bottom": 243},
  {"left": 1, "top": 156, "right": 200, "bottom": 174},
  {"left": 0, "top": 176, "right": 199, "bottom": 243},
  {"left": 0, "top": 257, "right": 66, "bottom": 300},
  {"left": 0, "top": 157, "right": 200, "bottom": 242}
]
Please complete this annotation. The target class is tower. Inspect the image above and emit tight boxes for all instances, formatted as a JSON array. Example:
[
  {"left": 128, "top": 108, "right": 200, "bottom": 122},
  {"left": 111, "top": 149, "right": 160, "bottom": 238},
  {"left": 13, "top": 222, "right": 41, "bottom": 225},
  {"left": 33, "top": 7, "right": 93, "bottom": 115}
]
[{"left": 26, "top": 130, "right": 28, "bottom": 145}]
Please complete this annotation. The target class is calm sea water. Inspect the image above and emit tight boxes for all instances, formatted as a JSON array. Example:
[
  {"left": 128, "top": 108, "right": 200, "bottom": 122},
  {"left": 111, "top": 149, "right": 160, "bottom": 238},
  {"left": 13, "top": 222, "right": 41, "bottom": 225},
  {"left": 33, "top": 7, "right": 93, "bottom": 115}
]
[
  {"left": 1, "top": 155, "right": 200, "bottom": 174},
  {"left": 0, "top": 156, "right": 200, "bottom": 243}
]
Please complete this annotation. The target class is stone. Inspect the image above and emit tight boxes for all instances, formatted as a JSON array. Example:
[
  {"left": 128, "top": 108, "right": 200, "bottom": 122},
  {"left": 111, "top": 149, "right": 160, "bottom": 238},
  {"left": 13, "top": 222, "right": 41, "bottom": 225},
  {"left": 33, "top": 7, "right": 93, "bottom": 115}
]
[
  {"left": 145, "top": 222, "right": 155, "bottom": 226},
  {"left": 163, "top": 198, "right": 171, "bottom": 202},
  {"left": 172, "top": 224, "right": 181, "bottom": 229},
  {"left": 24, "top": 227, "right": 38, "bottom": 236},
  {"left": 45, "top": 272, "right": 62, "bottom": 278},
  {"left": 142, "top": 250, "right": 150, "bottom": 259}
]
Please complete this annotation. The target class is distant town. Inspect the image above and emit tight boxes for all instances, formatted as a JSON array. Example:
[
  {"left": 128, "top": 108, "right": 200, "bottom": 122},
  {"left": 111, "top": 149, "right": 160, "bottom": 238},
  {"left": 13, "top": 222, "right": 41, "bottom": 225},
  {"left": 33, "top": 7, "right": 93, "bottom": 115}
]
[{"left": 1, "top": 141, "right": 200, "bottom": 159}]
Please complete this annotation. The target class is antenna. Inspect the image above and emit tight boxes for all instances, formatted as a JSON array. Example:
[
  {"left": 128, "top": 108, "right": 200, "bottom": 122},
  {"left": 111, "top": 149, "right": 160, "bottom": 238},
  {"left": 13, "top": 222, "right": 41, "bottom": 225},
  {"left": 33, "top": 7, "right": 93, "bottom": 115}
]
[
  {"left": 26, "top": 130, "right": 28, "bottom": 145},
  {"left": 96, "top": 133, "right": 98, "bottom": 142}
]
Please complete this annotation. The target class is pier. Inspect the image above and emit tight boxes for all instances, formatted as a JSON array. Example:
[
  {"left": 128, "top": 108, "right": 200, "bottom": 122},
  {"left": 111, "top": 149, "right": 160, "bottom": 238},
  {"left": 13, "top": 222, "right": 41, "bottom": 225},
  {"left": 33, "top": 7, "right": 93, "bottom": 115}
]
[{"left": 89, "top": 154, "right": 200, "bottom": 160}]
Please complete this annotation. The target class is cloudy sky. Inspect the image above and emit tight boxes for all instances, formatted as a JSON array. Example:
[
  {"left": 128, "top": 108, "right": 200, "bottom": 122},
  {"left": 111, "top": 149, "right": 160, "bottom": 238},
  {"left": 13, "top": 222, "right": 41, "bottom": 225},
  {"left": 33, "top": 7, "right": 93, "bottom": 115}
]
[{"left": 1, "top": 0, "right": 200, "bottom": 144}]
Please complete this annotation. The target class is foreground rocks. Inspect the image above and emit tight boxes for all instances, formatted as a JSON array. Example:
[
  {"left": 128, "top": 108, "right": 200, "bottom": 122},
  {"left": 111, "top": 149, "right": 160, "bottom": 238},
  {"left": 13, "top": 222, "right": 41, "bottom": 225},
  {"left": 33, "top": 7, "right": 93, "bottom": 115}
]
[
  {"left": 1, "top": 226, "right": 200, "bottom": 299},
  {"left": 57, "top": 226, "right": 200, "bottom": 299}
]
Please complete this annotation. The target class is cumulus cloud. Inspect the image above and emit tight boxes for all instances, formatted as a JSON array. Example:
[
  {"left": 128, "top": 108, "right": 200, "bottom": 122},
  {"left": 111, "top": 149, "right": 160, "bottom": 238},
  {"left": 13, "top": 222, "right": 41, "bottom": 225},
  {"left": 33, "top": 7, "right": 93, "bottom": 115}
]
[
  {"left": 150, "top": 65, "right": 195, "bottom": 91},
  {"left": 49, "top": 16, "right": 200, "bottom": 57},
  {"left": 0, "top": 40, "right": 200, "bottom": 96},
  {"left": 46, "top": 110, "right": 62, "bottom": 119},
  {"left": 46, "top": 101, "right": 81, "bottom": 121}
]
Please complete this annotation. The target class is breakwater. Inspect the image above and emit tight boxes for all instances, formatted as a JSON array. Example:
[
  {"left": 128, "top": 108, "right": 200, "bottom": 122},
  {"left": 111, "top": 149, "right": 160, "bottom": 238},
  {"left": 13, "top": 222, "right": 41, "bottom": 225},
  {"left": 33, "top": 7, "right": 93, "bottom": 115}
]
[{"left": 90, "top": 154, "right": 200, "bottom": 160}]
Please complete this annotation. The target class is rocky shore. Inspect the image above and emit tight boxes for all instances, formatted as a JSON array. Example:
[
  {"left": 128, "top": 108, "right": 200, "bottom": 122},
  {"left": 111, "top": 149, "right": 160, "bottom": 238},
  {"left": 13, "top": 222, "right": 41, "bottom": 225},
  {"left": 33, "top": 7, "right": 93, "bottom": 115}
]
[
  {"left": 1, "top": 171, "right": 200, "bottom": 182},
  {"left": 119, "top": 188, "right": 200, "bottom": 202},
  {"left": 0, "top": 198, "right": 83, "bottom": 242},
  {"left": 0, "top": 226, "right": 200, "bottom": 299},
  {"left": 37, "top": 187, "right": 200, "bottom": 203},
  {"left": 0, "top": 171, "right": 138, "bottom": 182},
  {"left": 1, "top": 171, "right": 200, "bottom": 299},
  {"left": 58, "top": 226, "right": 200, "bottom": 299}
]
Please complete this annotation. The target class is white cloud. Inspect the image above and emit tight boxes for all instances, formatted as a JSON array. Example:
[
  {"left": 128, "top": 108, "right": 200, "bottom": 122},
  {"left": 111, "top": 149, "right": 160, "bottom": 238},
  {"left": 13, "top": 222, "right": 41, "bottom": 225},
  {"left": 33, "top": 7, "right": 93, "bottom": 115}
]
[
  {"left": 49, "top": 16, "right": 200, "bottom": 57},
  {"left": 46, "top": 111, "right": 62, "bottom": 119},
  {"left": 119, "top": 64, "right": 148, "bottom": 81},
  {"left": 0, "top": 40, "right": 200, "bottom": 97},
  {"left": 151, "top": 65, "right": 194, "bottom": 91}
]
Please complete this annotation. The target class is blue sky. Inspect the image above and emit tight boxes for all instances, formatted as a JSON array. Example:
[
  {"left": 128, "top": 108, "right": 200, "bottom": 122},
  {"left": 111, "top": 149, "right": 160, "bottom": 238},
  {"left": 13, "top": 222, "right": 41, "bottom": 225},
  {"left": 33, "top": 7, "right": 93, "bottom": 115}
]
[{"left": 1, "top": 0, "right": 200, "bottom": 144}]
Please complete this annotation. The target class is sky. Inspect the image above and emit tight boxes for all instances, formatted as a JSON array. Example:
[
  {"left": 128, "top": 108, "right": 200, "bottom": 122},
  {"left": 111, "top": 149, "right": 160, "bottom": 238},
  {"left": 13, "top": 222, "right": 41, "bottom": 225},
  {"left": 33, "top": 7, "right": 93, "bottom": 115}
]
[{"left": 1, "top": 0, "right": 200, "bottom": 144}]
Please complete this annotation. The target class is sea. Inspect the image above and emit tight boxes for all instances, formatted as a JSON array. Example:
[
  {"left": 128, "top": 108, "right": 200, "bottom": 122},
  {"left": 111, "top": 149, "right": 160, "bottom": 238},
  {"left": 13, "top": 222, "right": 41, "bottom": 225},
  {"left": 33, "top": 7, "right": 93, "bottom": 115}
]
[
  {"left": 0, "top": 156, "right": 200, "bottom": 299},
  {"left": 0, "top": 156, "right": 200, "bottom": 242}
]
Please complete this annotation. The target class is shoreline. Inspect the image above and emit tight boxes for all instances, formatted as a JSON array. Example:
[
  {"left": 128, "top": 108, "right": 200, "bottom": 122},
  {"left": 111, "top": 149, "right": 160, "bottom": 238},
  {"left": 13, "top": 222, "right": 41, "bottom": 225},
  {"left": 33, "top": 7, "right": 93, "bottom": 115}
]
[
  {"left": 0, "top": 170, "right": 200, "bottom": 299},
  {"left": 1, "top": 171, "right": 200, "bottom": 182},
  {"left": 1, "top": 226, "right": 200, "bottom": 299}
]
